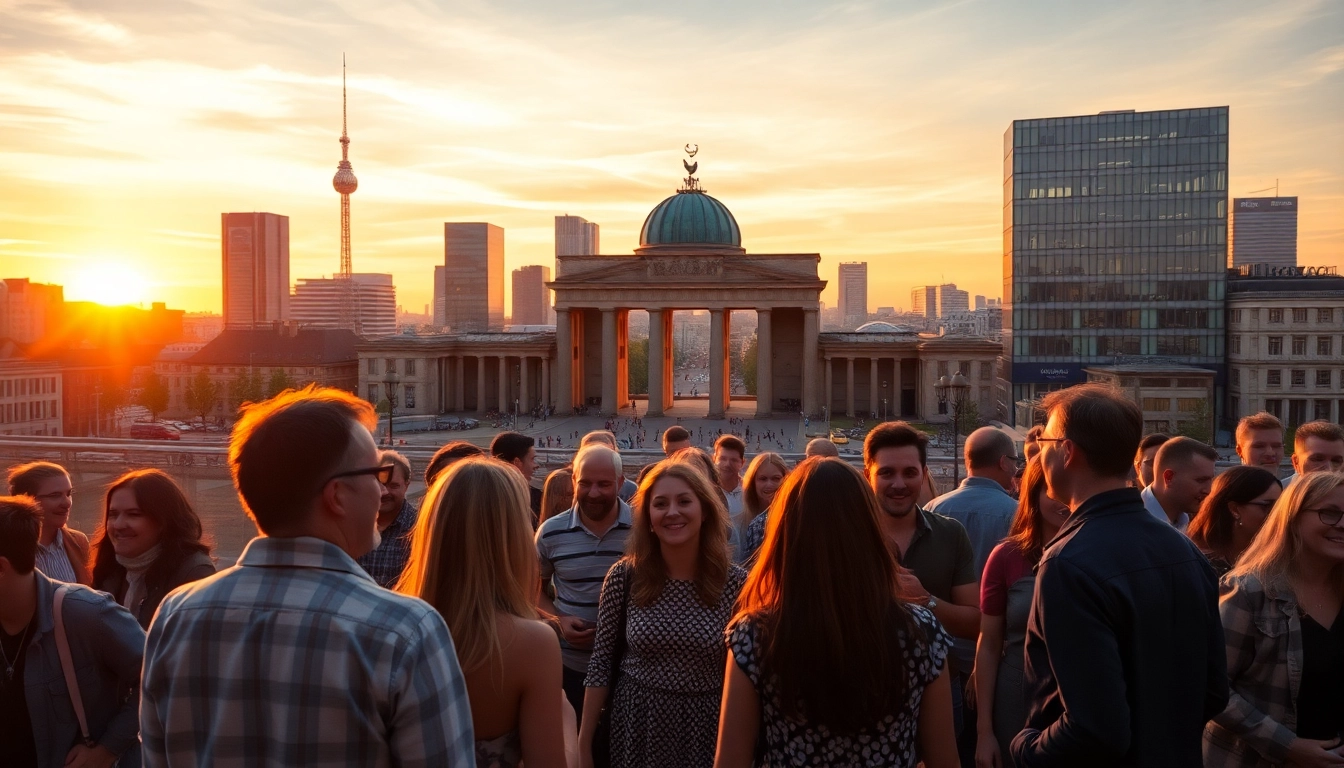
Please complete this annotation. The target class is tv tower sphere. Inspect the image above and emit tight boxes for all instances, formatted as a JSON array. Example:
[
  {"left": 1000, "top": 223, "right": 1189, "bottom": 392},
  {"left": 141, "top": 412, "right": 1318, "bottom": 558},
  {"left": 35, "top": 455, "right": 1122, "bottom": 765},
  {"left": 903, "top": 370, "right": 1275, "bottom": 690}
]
[{"left": 333, "top": 155, "right": 358, "bottom": 194}]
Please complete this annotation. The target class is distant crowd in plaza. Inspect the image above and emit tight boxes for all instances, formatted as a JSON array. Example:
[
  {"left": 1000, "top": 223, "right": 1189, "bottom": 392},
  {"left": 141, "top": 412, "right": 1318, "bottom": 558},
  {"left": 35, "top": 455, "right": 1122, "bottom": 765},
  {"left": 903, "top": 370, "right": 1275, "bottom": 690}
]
[{"left": 0, "top": 382, "right": 1341, "bottom": 767}]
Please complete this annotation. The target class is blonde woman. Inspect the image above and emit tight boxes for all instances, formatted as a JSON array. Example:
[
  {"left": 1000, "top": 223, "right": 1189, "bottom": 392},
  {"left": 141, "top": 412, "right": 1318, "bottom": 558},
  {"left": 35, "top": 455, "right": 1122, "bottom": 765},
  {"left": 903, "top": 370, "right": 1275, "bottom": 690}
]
[
  {"left": 739, "top": 453, "right": 789, "bottom": 564},
  {"left": 541, "top": 467, "right": 575, "bottom": 525},
  {"left": 398, "top": 457, "right": 574, "bottom": 768},
  {"left": 1204, "top": 471, "right": 1344, "bottom": 768}
]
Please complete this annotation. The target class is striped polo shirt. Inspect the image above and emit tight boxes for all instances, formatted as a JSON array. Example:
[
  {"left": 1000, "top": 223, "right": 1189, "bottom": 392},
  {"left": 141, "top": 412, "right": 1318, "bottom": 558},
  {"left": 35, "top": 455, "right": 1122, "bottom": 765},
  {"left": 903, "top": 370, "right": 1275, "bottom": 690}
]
[{"left": 535, "top": 499, "right": 633, "bottom": 671}]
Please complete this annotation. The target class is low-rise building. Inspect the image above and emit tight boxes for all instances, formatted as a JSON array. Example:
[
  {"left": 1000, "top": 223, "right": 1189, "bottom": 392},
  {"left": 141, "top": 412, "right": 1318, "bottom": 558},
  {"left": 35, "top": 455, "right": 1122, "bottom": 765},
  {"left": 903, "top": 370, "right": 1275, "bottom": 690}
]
[
  {"left": 1085, "top": 364, "right": 1216, "bottom": 439},
  {"left": 0, "top": 359, "right": 62, "bottom": 436}
]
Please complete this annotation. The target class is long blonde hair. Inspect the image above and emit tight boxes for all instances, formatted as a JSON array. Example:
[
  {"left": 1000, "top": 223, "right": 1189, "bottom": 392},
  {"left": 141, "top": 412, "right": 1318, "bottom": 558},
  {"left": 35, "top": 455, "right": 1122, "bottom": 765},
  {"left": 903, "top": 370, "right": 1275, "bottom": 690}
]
[
  {"left": 742, "top": 452, "right": 789, "bottom": 520},
  {"left": 1231, "top": 471, "right": 1344, "bottom": 591},
  {"left": 396, "top": 457, "right": 538, "bottom": 672},
  {"left": 628, "top": 460, "right": 731, "bottom": 608}
]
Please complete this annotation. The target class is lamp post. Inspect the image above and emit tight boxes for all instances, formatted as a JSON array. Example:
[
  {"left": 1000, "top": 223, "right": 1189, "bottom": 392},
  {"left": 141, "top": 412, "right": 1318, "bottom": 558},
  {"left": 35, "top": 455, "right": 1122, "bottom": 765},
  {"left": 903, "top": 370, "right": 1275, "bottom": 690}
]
[
  {"left": 383, "top": 369, "right": 399, "bottom": 445},
  {"left": 936, "top": 371, "right": 972, "bottom": 487},
  {"left": 881, "top": 380, "right": 889, "bottom": 422}
]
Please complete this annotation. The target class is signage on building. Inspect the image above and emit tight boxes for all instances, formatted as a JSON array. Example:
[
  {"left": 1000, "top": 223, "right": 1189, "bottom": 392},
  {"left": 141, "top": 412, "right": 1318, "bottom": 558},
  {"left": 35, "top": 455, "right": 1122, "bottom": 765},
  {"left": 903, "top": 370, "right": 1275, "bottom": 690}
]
[
  {"left": 1235, "top": 264, "right": 1338, "bottom": 278},
  {"left": 1012, "top": 363, "right": 1086, "bottom": 383},
  {"left": 1235, "top": 198, "right": 1296, "bottom": 211}
]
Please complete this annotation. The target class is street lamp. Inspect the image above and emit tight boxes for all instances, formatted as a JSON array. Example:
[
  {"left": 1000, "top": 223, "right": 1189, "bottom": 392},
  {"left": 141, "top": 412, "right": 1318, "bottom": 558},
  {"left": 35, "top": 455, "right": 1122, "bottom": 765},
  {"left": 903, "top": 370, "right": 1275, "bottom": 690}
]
[
  {"left": 881, "top": 380, "right": 889, "bottom": 422},
  {"left": 936, "top": 371, "right": 972, "bottom": 487},
  {"left": 383, "top": 369, "right": 399, "bottom": 446}
]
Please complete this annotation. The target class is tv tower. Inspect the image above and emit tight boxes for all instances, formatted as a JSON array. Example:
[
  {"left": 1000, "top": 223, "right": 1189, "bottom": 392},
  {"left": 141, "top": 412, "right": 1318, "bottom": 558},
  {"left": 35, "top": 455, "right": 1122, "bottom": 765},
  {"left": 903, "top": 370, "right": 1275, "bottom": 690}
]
[{"left": 332, "top": 54, "right": 360, "bottom": 333}]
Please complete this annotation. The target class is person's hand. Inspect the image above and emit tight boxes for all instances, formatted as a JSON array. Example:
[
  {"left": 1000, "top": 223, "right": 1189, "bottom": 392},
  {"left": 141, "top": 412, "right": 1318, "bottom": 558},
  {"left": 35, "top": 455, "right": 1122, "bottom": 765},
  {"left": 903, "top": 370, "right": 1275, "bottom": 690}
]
[
  {"left": 1285, "top": 737, "right": 1344, "bottom": 767},
  {"left": 558, "top": 615, "right": 596, "bottom": 650},
  {"left": 64, "top": 744, "right": 117, "bottom": 768},
  {"left": 975, "top": 737, "right": 1002, "bottom": 768},
  {"left": 896, "top": 570, "right": 928, "bottom": 603},
  {"left": 964, "top": 670, "right": 977, "bottom": 710},
  {"left": 576, "top": 740, "right": 595, "bottom": 768}
]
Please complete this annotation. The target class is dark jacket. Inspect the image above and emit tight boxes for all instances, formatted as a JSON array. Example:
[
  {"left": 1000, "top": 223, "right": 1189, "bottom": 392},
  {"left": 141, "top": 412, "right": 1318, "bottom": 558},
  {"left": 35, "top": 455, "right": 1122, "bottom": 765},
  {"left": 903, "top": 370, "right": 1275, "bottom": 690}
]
[
  {"left": 1010, "top": 487, "right": 1229, "bottom": 768},
  {"left": 95, "top": 550, "right": 216, "bottom": 628}
]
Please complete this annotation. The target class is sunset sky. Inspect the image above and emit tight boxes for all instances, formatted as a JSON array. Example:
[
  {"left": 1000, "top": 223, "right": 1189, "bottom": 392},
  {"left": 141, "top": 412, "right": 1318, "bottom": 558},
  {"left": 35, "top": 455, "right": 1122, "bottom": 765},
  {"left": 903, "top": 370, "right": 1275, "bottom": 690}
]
[{"left": 1, "top": 0, "right": 1340, "bottom": 315}]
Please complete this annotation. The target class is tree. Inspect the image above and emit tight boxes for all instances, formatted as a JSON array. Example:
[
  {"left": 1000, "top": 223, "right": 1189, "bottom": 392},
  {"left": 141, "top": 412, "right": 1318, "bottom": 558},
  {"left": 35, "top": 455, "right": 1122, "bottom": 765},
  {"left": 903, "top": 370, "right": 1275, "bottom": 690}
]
[
  {"left": 183, "top": 371, "right": 220, "bottom": 425},
  {"left": 627, "top": 337, "right": 648, "bottom": 395},
  {"left": 740, "top": 335, "right": 758, "bottom": 396},
  {"left": 229, "top": 369, "right": 265, "bottom": 413},
  {"left": 265, "top": 368, "right": 294, "bottom": 399},
  {"left": 100, "top": 380, "right": 129, "bottom": 436},
  {"left": 137, "top": 373, "right": 170, "bottom": 422},
  {"left": 1175, "top": 399, "right": 1214, "bottom": 445}
]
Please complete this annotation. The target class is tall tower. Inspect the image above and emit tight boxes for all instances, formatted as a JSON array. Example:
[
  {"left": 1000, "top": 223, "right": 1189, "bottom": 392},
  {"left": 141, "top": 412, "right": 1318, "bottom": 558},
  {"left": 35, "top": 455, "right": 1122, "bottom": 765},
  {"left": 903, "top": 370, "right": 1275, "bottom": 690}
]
[{"left": 332, "top": 55, "right": 359, "bottom": 332}]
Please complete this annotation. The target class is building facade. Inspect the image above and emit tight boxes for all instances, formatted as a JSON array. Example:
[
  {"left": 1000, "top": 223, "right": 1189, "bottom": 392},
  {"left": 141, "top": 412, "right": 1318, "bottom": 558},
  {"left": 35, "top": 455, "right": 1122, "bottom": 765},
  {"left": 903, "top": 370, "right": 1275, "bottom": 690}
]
[
  {"left": 512, "top": 265, "right": 551, "bottom": 326},
  {"left": 444, "top": 223, "right": 505, "bottom": 333},
  {"left": 555, "top": 215, "right": 599, "bottom": 257},
  {"left": 1086, "top": 364, "right": 1216, "bottom": 437},
  {"left": 221, "top": 212, "right": 289, "bottom": 330},
  {"left": 1226, "top": 266, "right": 1344, "bottom": 427},
  {"left": 937, "top": 284, "right": 970, "bottom": 317},
  {"left": 0, "top": 279, "right": 63, "bottom": 345},
  {"left": 837, "top": 262, "right": 868, "bottom": 329},
  {"left": 291, "top": 273, "right": 396, "bottom": 338},
  {"left": 0, "top": 360, "right": 61, "bottom": 436},
  {"left": 1002, "top": 107, "right": 1229, "bottom": 422},
  {"left": 1230, "top": 197, "right": 1297, "bottom": 268},
  {"left": 911, "top": 285, "right": 938, "bottom": 320}
]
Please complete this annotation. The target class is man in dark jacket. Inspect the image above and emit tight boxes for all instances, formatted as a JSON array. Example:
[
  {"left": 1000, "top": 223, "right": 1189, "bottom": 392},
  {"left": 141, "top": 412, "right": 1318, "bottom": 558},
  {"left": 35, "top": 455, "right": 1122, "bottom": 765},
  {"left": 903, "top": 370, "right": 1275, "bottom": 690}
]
[{"left": 1011, "top": 384, "right": 1228, "bottom": 768}]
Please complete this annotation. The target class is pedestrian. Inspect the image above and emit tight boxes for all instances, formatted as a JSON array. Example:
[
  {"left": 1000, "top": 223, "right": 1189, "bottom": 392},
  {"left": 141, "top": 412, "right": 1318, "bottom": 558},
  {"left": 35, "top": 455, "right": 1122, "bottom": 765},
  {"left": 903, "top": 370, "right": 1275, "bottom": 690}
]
[
  {"left": 712, "top": 436, "right": 746, "bottom": 516},
  {"left": 1143, "top": 437, "right": 1218, "bottom": 530},
  {"left": 1203, "top": 470, "right": 1344, "bottom": 767},
  {"left": 1011, "top": 383, "right": 1228, "bottom": 767},
  {"left": 89, "top": 469, "right": 216, "bottom": 628},
  {"left": 1282, "top": 421, "right": 1344, "bottom": 486},
  {"left": 1186, "top": 466, "right": 1282, "bottom": 578},
  {"left": 6, "top": 462, "right": 91, "bottom": 585},
  {"left": 424, "top": 440, "right": 486, "bottom": 487},
  {"left": 0, "top": 494, "right": 145, "bottom": 768},
  {"left": 715, "top": 457, "right": 958, "bottom": 767},
  {"left": 398, "top": 458, "right": 574, "bottom": 768},
  {"left": 140, "top": 386, "right": 475, "bottom": 766},
  {"left": 1132, "top": 433, "right": 1171, "bottom": 490},
  {"left": 540, "top": 467, "right": 575, "bottom": 525},
  {"left": 492, "top": 431, "right": 544, "bottom": 522},
  {"left": 1234, "top": 413, "right": 1285, "bottom": 476},
  {"left": 972, "top": 458, "right": 1069, "bottom": 768},
  {"left": 738, "top": 452, "right": 789, "bottom": 564},
  {"left": 355, "top": 450, "right": 418, "bottom": 587},
  {"left": 579, "top": 461, "right": 745, "bottom": 768}
]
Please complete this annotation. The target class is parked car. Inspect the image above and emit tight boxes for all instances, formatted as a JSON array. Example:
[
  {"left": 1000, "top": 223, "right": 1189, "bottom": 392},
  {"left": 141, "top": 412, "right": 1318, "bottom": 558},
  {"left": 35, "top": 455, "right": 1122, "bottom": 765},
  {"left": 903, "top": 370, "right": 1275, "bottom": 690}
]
[
  {"left": 829, "top": 429, "right": 850, "bottom": 445},
  {"left": 130, "top": 423, "right": 182, "bottom": 441}
]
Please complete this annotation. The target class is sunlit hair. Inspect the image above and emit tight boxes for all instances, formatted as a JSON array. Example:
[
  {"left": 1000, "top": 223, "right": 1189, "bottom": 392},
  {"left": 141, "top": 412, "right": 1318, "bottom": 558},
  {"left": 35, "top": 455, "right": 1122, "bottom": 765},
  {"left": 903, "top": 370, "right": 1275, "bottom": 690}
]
[
  {"left": 90, "top": 469, "right": 212, "bottom": 587},
  {"left": 6, "top": 461, "right": 69, "bottom": 496},
  {"left": 628, "top": 461, "right": 731, "bottom": 608},
  {"left": 1236, "top": 412, "right": 1282, "bottom": 444},
  {"left": 1294, "top": 420, "right": 1344, "bottom": 451},
  {"left": 540, "top": 467, "right": 574, "bottom": 524},
  {"left": 1005, "top": 458, "right": 1055, "bottom": 566},
  {"left": 670, "top": 447, "right": 719, "bottom": 486},
  {"left": 1230, "top": 471, "right": 1344, "bottom": 591},
  {"left": 396, "top": 457, "right": 538, "bottom": 673},
  {"left": 1186, "top": 466, "right": 1280, "bottom": 563},
  {"left": 742, "top": 452, "right": 789, "bottom": 520},
  {"left": 735, "top": 457, "right": 920, "bottom": 734}
]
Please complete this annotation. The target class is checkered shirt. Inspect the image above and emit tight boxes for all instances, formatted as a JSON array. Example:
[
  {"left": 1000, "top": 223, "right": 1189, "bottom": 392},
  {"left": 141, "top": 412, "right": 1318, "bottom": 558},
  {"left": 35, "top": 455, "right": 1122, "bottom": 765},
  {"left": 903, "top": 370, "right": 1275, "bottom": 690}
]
[
  {"left": 141, "top": 536, "right": 475, "bottom": 768},
  {"left": 1203, "top": 571, "right": 1303, "bottom": 767},
  {"left": 356, "top": 498, "right": 419, "bottom": 588}
]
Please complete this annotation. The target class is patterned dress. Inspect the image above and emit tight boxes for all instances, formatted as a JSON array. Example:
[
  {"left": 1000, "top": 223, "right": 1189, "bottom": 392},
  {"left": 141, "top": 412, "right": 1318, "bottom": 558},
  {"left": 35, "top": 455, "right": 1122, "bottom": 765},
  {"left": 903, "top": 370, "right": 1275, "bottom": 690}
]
[
  {"left": 586, "top": 560, "right": 748, "bottom": 768},
  {"left": 728, "top": 605, "right": 951, "bottom": 767}
]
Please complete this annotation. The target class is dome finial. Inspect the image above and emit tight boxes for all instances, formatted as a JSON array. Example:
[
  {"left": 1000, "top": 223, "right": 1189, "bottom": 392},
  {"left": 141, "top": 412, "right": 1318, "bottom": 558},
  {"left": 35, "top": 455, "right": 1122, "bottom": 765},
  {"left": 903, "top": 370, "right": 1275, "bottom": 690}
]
[{"left": 679, "top": 143, "right": 704, "bottom": 194}]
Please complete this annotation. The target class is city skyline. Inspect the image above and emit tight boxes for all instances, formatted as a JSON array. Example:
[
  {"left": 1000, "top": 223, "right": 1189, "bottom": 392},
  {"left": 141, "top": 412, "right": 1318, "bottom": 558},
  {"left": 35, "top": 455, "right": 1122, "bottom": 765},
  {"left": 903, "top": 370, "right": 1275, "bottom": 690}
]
[{"left": 0, "top": 1, "right": 1340, "bottom": 314}]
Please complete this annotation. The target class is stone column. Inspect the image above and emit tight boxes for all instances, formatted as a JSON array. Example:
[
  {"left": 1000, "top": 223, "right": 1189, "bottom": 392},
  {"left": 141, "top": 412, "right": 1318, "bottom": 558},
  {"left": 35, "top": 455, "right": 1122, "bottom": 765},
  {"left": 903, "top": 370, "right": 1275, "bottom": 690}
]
[
  {"left": 601, "top": 309, "right": 618, "bottom": 416},
  {"left": 755, "top": 309, "right": 772, "bottom": 418},
  {"left": 555, "top": 309, "right": 571, "bottom": 411},
  {"left": 541, "top": 357, "right": 551, "bottom": 409},
  {"left": 475, "top": 355, "right": 486, "bottom": 415},
  {"left": 845, "top": 357, "right": 856, "bottom": 417},
  {"left": 454, "top": 356, "right": 465, "bottom": 412},
  {"left": 647, "top": 308, "right": 665, "bottom": 417},
  {"left": 709, "top": 308, "right": 728, "bottom": 419},
  {"left": 824, "top": 356, "right": 833, "bottom": 422},
  {"left": 892, "top": 357, "right": 902, "bottom": 417},
  {"left": 498, "top": 356, "right": 509, "bottom": 416},
  {"left": 519, "top": 356, "right": 531, "bottom": 413},
  {"left": 802, "top": 309, "right": 819, "bottom": 416},
  {"left": 870, "top": 357, "right": 879, "bottom": 418}
]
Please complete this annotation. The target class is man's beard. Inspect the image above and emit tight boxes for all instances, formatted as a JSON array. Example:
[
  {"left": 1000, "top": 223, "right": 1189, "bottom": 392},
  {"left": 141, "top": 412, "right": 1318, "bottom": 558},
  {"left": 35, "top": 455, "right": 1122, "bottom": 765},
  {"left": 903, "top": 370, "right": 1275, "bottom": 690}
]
[{"left": 579, "top": 497, "right": 613, "bottom": 520}]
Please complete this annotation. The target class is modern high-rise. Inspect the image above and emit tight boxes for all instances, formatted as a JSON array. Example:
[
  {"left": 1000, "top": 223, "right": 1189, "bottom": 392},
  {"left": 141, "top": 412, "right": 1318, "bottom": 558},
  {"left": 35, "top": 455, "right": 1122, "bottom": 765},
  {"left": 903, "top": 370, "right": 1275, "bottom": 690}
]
[
  {"left": 555, "top": 215, "right": 599, "bottom": 256},
  {"left": 837, "top": 262, "right": 868, "bottom": 328},
  {"left": 511, "top": 265, "right": 551, "bottom": 326},
  {"left": 911, "top": 285, "right": 938, "bottom": 319},
  {"left": 1003, "top": 107, "right": 1229, "bottom": 417},
  {"left": 221, "top": 212, "right": 289, "bottom": 329},
  {"left": 1230, "top": 197, "right": 1297, "bottom": 268},
  {"left": 291, "top": 274, "right": 396, "bottom": 338},
  {"left": 444, "top": 223, "right": 504, "bottom": 332},
  {"left": 937, "top": 284, "right": 970, "bottom": 317},
  {"left": 975, "top": 295, "right": 987, "bottom": 311}
]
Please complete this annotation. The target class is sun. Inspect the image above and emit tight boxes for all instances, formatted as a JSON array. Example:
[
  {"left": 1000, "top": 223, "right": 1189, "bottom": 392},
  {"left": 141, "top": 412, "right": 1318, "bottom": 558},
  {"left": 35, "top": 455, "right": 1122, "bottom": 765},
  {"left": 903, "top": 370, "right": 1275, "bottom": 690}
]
[{"left": 66, "top": 263, "right": 151, "bottom": 307}]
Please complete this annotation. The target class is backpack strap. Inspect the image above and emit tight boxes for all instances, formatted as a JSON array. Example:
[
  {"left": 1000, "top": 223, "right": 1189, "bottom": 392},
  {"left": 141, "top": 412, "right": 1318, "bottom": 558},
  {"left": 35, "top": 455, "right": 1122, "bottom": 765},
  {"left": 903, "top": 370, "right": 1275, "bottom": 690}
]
[{"left": 53, "top": 585, "right": 95, "bottom": 746}]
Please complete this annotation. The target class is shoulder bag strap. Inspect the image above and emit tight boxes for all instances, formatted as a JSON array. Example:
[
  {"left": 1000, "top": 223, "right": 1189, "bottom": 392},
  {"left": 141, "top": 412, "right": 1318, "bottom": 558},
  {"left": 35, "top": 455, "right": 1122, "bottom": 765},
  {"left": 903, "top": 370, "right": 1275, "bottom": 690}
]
[{"left": 53, "top": 585, "right": 95, "bottom": 746}]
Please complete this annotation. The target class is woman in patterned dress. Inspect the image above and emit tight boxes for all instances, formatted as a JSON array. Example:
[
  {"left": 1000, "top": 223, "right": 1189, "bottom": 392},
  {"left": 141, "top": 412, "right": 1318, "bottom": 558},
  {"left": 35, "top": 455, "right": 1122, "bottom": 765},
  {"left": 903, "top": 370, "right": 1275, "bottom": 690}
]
[
  {"left": 715, "top": 456, "right": 958, "bottom": 768},
  {"left": 580, "top": 461, "right": 746, "bottom": 768}
]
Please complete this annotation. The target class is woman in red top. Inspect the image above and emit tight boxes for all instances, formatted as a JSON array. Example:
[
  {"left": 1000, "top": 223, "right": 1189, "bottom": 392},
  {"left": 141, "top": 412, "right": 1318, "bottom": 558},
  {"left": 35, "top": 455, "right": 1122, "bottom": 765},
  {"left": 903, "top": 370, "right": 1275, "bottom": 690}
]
[{"left": 972, "top": 459, "right": 1069, "bottom": 768}]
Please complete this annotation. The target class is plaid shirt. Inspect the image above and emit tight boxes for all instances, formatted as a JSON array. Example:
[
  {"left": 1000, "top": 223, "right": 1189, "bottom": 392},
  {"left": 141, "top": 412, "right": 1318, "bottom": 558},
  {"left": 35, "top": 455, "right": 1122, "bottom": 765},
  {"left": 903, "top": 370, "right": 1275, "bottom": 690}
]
[
  {"left": 1203, "top": 571, "right": 1303, "bottom": 767},
  {"left": 141, "top": 536, "right": 475, "bottom": 768},
  {"left": 356, "top": 499, "right": 419, "bottom": 588}
]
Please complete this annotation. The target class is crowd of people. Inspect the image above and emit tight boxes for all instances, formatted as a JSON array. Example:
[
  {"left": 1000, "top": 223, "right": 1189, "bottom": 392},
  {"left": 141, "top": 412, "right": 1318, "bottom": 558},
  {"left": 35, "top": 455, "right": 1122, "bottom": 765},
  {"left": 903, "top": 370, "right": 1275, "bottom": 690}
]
[{"left": 0, "top": 382, "right": 1341, "bottom": 767}]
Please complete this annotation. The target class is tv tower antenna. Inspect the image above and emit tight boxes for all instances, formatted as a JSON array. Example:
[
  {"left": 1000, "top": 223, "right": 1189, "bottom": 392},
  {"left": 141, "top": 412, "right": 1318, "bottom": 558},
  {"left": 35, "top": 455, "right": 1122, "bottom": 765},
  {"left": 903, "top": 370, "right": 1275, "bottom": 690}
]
[{"left": 332, "top": 54, "right": 360, "bottom": 334}]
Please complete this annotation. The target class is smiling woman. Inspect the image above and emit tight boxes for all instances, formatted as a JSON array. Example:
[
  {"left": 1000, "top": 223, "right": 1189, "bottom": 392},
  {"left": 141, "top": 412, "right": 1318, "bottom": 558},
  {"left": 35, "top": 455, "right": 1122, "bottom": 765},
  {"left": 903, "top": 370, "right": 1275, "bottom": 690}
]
[{"left": 66, "top": 263, "right": 150, "bottom": 306}]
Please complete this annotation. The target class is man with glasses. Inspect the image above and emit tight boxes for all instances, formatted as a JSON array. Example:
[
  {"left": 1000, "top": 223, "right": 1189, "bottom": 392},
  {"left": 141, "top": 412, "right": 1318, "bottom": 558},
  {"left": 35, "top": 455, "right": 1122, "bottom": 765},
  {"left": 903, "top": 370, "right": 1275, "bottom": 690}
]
[
  {"left": 1011, "top": 384, "right": 1226, "bottom": 768},
  {"left": 141, "top": 386, "right": 475, "bottom": 766},
  {"left": 1132, "top": 433, "right": 1170, "bottom": 490},
  {"left": 355, "top": 450, "right": 417, "bottom": 587},
  {"left": 6, "top": 461, "right": 91, "bottom": 585}
]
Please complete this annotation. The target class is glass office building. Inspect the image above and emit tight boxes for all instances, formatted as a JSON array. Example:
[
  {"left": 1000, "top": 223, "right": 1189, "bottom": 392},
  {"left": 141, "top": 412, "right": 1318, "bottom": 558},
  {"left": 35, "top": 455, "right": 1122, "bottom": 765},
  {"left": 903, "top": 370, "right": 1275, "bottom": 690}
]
[{"left": 1001, "top": 107, "right": 1229, "bottom": 420}]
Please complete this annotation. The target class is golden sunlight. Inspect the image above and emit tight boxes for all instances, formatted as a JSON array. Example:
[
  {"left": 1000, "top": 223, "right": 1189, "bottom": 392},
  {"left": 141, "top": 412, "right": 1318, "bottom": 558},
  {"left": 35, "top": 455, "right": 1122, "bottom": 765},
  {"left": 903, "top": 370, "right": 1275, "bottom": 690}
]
[{"left": 65, "top": 262, "right": 151, "bottom": 307}]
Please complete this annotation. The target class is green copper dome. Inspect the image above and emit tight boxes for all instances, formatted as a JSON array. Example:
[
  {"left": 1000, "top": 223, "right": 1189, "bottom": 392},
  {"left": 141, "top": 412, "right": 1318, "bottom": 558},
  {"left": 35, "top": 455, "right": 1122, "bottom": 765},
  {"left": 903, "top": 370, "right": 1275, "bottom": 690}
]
[{"left": 639, "top": 190, "right": 741, "bottom": 248}]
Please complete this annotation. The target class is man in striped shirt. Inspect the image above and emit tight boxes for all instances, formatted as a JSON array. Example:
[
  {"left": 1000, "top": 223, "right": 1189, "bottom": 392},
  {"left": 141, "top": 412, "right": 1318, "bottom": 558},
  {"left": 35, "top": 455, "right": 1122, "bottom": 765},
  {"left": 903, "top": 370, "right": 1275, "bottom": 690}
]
[{"left": 536, "top": 444, "right": 632, "bottom": 719}]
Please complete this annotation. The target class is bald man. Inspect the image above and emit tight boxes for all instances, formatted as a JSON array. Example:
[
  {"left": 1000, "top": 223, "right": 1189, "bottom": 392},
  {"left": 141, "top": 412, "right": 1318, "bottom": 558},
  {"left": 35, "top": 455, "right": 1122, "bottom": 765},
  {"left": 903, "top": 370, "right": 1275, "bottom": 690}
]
[{"left": 804, "top": 437, "right": 840, "bottom": 458}]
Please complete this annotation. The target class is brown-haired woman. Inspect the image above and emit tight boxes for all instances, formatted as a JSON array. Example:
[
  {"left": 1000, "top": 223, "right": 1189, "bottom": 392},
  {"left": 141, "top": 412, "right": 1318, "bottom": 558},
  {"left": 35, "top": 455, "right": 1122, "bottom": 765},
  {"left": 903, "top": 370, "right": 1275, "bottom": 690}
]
[
  {"left": 1204, "top": 471, "right": 1344, "bottom": 767},
  {"left": 1186, "top": 466, "right": 1281, "bottom": 578},
  {"left": 541, "top": 467, "right": 575, "bottom": 525},
  {"left": 972, "top": 459, "right": 1069, "bottom": 768},
  {"left": 715, "top": 457, "right": 957, "bottom": 768},
  {"left": 580, "top": 461, "right": 745, "bottom": 768},
  {"left": 90, "top": 469, "right": 215, "bottom": 628}
]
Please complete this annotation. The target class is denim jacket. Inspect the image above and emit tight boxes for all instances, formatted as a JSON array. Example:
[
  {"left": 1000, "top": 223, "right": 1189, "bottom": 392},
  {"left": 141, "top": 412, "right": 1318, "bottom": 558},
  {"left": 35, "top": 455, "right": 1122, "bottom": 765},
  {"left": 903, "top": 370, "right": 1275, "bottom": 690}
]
[{"left": 26, "top": 570, "right": 145, "bottom": 768}]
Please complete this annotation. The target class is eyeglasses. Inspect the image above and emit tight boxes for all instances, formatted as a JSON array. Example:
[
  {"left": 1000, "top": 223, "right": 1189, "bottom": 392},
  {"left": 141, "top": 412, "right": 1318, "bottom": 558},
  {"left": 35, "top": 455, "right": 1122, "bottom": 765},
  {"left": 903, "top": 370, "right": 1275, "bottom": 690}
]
[
  {"left": 1306, "top": 508, "right": 1344, "bottom": 527},
  {"left": 328, "top": 465, "right": 395, "bottom": 486},
  {"left": 1035, "top": 437, "right": 1067, "bottom": 444}
]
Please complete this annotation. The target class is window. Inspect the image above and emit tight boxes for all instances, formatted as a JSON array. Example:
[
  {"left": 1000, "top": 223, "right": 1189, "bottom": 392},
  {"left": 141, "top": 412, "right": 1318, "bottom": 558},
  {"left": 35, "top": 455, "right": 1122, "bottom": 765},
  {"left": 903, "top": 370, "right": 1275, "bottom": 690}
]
[
  {"left": 367, "top": 358, "right": 379, "bottom": 375},
  {"left": 1318, "top": 337, "right": 1333, "bottom": 356},
  {"left": 385, "top": 359, "right": 397, "bottom": 375},
  {"left": 1292, "top": 336, "right": 1307, "bottom": 355},
  {"left": 1231, "top": 336, "right": 1241, "bottom": 354},
  {"left": 1142, "top": 397, "right": 1171, "bottom": 411},
  {"left": 1319, "top": 308, "right": 1334, "bottom": 324},
  {"left": 1265, "top": 398, "right": 1282, "bottom": 418},
  {"left": 1268, "top": 370, "right": 1282, "bottom": 387},
  {"left": 1316, "top": 400, "right": 1333, "bottom": 421},
  {"left": 1177, "top": 398, "right": 1204, "bottom": 413},
  {"left": 980, "top": 363, "right": 991, "bottom": 381},
  {"left": 405, "top": 359, "right": 416, "bottom": 375},
  {"left": 404, "top": 385, "right": 416, "bottom": 409},
  {"left": 1291, "top": 370, "right": 1306, "bottom": 389},
  {"left": 1232, "top": 368, "right": 1240, "bottom": 386},
  {"left": 1230, "top": 309, "right": 1242, "bottom": 324},
  {"left": 1268, "top": 336, "right": 1283, "bottom": 355},
  {"left": 1252, "top": 309, "right": 1260, "bottom": 320},
  {"left": 1316, "top": 370, "right": 1332, "bottom": 388},
  {"left": 368, "top": 385, "right": 379, "bottom": 403},
  {"left": 1269, "top": 309, "right": 1283, "bottom": 323},
  {"left": 1292, "top": 308, "right": 1307, "bottom": 323}
]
